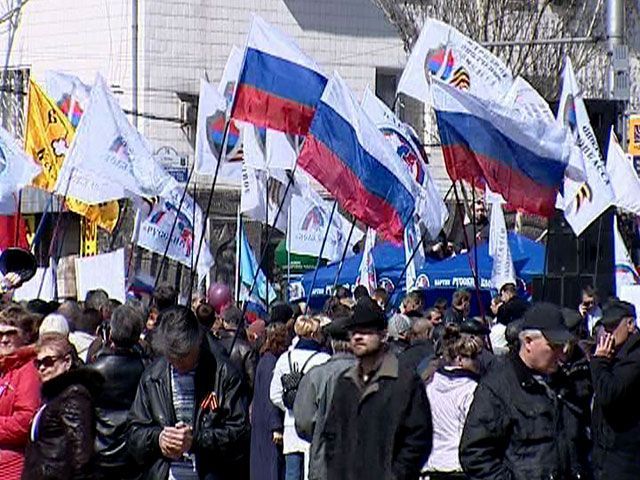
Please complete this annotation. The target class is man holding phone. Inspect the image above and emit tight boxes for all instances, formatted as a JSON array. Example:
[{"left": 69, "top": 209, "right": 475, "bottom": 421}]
[
  {"left": 591, "top": 300, "right": 640, "bottom": 480},
  {"left": 578, "top": 285, "right": 602, "bottom": 336}
]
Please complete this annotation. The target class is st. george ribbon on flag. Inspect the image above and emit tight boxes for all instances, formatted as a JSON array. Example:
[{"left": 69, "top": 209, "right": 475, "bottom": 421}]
[
  {"left": 297, "top": 72, "right": 422, "bottom": 243},
  {"left": 431, "top": 78, "right": 574, "bottom": 217},
  {"left": 231, "top": 14, "right": 328, "bottom": 136}
]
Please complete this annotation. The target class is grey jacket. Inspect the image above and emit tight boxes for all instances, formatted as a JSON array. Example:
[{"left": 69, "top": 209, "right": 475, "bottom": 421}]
[{"left": 293, "top": 353, "right": 356, "bottom": 480}]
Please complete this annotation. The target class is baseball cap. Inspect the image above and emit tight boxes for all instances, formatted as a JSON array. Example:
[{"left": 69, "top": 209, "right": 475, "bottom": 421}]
[
  {"left": 522, "top": 302, "right": 573, "bottom": 344},
  {"left": 597, "top": 300, "right": 636, "bottom": 330}
]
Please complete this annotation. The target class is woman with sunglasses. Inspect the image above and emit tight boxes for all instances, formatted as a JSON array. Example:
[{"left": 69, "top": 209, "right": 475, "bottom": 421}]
[
  {"left": 0, "top": 307, "right": 41, "bottom": 480},
  {"left": 22, "top": 333, "right": 103, "bottom": 480}
]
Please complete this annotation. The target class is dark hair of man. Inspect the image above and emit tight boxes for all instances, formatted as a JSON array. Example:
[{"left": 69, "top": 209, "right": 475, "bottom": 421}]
[
  {"left": 152, "top": 306, "right": 203, "bottom": 359},
  {"left": 434, "top": 297, "right": 448, "bottom": 310},
  {"left": 330, "top": 339, "right": 352, "bottom": 354},
  {"left": 260, "top": 322, "right": 289, "bottom": 356},
  {"left": 373, "top": 287, "right": 389, "bottom": 305},
  {"left": 77, "top": 308, "right": 102, "bottom": 335},
  {"left": 452, "top": 289, "right": 471, "bottom": 307},
  {"left": 405, "top": 291, "right": 423, "bottom": 308},
  {"left": 334, "top": 285, "right": 351, "bottom": 300},
  {"left": 582, "top": 285, "right": 597, "bottom": 299},
  {"left": 500, "top": 283, "right": 517, "bottom": 296},
  {"left": 85, "top": 289, "right": 110, "bottom": 312},
  {"left": 110, "top": 305, "right": 143, "bottom": 349},
  {"left": 26, "top": 299, "right": 54, "bottom": 316},
  {"left": 222, "top": 306, "right": 244, "bottom": 330},
  {"left": 353, "top": 285, "right": 369, "bottom": 301},
  {"left": 325, "top": 302, "right": 352, "bottom": 320},
  {"left": 196, "top": 303, "right": 216, "bottom": 329},
  {"left": 152, "top": 285, "right": 178, "bottom": 312},
  {"left": 125, "top": 297, "right": 149, "bottom": 320},
  {"left": 57, "top": 300, "right": 82, "bottom": 331}
]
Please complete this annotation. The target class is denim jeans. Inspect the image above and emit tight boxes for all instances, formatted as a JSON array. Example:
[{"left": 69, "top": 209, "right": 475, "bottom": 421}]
[{"left": 285, "top": 452, "right": 304, "bottom": 480}]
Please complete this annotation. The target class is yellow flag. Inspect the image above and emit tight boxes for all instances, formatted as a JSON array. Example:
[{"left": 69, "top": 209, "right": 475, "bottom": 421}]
[{"left": 25, "top": 79, "right": 119, "bottom": 232}]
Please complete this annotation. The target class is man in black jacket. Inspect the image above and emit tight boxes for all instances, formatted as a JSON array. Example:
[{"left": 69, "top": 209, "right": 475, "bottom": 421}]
[
  {"left": 591, "top": 300, "right": 640, "bottom": 480},
  {"left": 216, "top": 306, "right": 257, "bottom": 393},
  {"left": 127, "top": 306, "right": 251, "bottom": 480},
  {"left": 320, "top": 302, "right": 433, "bottom": 480},
  {"left": 91, "top": 305, "right": 146, "bottom": 480},
  {"left": 496, "top": 282, "right": 529, "bottom": 325},
  {"left": 460, "top": 302, "right": 590, "bottom": 480}
]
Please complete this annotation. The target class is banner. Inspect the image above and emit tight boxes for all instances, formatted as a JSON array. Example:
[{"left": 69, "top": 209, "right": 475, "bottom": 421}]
[
  {"left": 239, "top": 223, "right": 276, "bottom": 308},
  {"left": 397, "top": 18, "right": 513, "bottom": 104},
  {"left": 136, "top": 192, "right": 214, "bottom": 281},
  {"left": 404, "top": 218, "right": 425, "bottom": 291},
  {"left": 80, "top": 217, "right": 98, "bottom": 256},
  {"left": 557, "top": 58, "right": 614, "bottom": 236},
  {"left": 44, "top": 71, "right": 91, "bottom": 128},
  {"left": 56, "top": 74, "right": 177, "bottom": 202},
  {"left": 74, "top": 249, "right": 126, "bottom": 302},
  {"left": 25, "top": 79, "right": 120, "bottom": 231}
]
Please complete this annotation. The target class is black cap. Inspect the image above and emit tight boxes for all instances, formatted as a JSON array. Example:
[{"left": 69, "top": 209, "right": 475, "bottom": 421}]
[
  {"left": 459, "top": 319, "right": 490, "bottom": 335},
  {"left": 344, "top": 302, "right": 386, "bottom": 332},
  {"left": 323, "top": 315, "right": 351, "bottom": 341},
  {"left": 561, "top": 308, "right": 583, "bottom": 332},
  {"left": 597, "top": 300, "right": 636, "bottom": 329},
  {"left": 522, "top": 302, "right": 573, "bottom": 344}
]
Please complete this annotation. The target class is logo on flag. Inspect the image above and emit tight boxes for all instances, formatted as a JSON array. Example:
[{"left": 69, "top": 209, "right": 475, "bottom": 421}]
[
  {"left": 574, "top": 183, "right": 593, "bottom": 212},
  {"left": 206, "top": 111, "right": 241, "bottom": 161},
  {"left": 415, "top": 273, "right": 430, "bottom": 289},
  {"left": 425, "top": 46, "right": 470, "bottom": 90},
  {"left": 378, "top": 277, "right": 395, "bottom": 293},
  {"left": 57, "top": 94, "right": 84, "bottom": 128},
  {"left": 380, "top": 127, "right": 425, "bottom": 184},
  {"left": 301, "top": 206, "right": 325, "bottom": 231}
]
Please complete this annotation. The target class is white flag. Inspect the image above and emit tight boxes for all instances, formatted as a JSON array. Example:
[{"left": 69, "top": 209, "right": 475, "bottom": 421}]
[
  {"left": 55, "top": 74, "right": 176, "bottom": 202},
  {"left": 44, "top": 71, "right": 91, "bottom": 128},
  {"left": 287, "top": 171, "right": 361, "bottom": 261},
  {"left": 361, "top": 87, "right": 448, "bottom": 238},
  {"left": 136, "top": 191, "right": 214, "bottom": 281},
  {"left": 194, "top": 78, "right": 243, "bottom": 182},
  {"left": 0, "top": 126, "right": 41, "bottom": 200},
  {"left": 489, "top": 201, "right": 516, "bottom": 291},
  {"left": 606, "top": 127, "right": 640, "bottom": 216},
  {"left": 557, "top": 58, "right": 614, "bottom": 236},
  {"left": 266, "top": 129, "right": 300, "bottom": 170},
  {"left": 240, "top": 160, "right": 290, "bottom": 232},
  {"left": 397, "top": 18, "right": 513, "bottom": 104},
  {"left": 403, "top": 218, "right": 425, "bottom": 291},
  {"left": 356, "top": 228, "right": 377, "bottom": 294},
  {"left": 614, "top": 215, "right": 640, "bottom": 296}
]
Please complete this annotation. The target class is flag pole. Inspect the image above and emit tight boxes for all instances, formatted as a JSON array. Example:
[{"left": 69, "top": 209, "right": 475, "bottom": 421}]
[
  {"left": 14, "top": 191, "right": 22, "bottom": 246},
  {"left": 154, "top": 166, "right": 195, "bottom": 288},
  {"left": 470, "top": 180, "right": 485, "bottom": 322},
  {"left": 264, "top": 175, "right": 269, "bottom": 308},
  {"left": 452, "top": 181, "right": 486, "bottom": 321},
  {"left": 286, "top": 203, "right": 291, "bottom": 302},
  {"left": 305, "top": 200, "right": 337, "bottom": 307},
  {"left": 332, "top": 216, "right": 357, "bottom": 289},
  {"left": 186, "top": 116, "right": 232, "bottom": 300},
  {"left": 234, "top": 206, "right": 241, "bottom": 305}
]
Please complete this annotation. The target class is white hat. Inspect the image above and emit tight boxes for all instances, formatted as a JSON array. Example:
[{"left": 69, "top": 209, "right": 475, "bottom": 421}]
[{"left": 39, "top": 314, "right": 70, "bottom": 337}]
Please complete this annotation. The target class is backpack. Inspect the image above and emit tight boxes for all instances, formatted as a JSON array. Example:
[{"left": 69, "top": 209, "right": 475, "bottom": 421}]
[{"left": 280, "top": 351, "right": 319, "bottom": 409}]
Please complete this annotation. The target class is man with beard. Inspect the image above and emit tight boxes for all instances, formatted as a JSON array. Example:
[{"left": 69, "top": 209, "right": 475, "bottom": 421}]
[{"left": 320, "top": 302, "right": 432, "bottom": 480}]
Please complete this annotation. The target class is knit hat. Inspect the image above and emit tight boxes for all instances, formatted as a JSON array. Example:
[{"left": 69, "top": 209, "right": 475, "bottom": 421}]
[{"left": 39, "top": 313, "right": 70, "bottom": 337}]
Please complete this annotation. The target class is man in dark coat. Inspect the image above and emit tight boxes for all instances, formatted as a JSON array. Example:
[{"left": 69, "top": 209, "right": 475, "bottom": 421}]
[
  {"left": 90, "top": 306, "right": 146, "bottom": 480},
  {"left": 216, "top": 306, "right": 257, "bottom": 393},
  {"left": 320, "top": 302, "right": 432, "bottom": 480},
  {"left": 495, "top": 282, "right": 529, "bottom": 325},
  {"left": 443, "top": 289, "right": 470, "bottom": 325},
  {"left": 460, "top": 302, "right": 591, "bottom": 480},
  {"left": 591, "top": 300, "right": 640, "bottom": 480},
  {"left": 127, "top": 306, "right": 251, "bottom": 480}
]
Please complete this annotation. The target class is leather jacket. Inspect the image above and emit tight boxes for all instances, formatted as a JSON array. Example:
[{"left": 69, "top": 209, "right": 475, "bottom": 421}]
[
  {"left": 217, "top": 330, "right": 257, "bottom": 393},
  {"left": 127, "top": 338, "right": 251, "bottom": 480},
  {"left": 90, "top": 346, "right": 145, "bottom": 470},
  {"left": 21, "top": 368, "right": 104, "bottom": 480}
]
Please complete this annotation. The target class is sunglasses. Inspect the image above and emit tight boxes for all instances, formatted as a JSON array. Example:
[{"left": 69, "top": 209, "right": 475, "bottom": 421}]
[{"left": 34, "top": 355, "right": 65, "bottom": 369}]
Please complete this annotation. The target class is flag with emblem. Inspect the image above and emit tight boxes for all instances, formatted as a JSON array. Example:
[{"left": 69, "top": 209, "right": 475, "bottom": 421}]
[{"left": 25, "top": 79, "right": 119, "bottom": 232}]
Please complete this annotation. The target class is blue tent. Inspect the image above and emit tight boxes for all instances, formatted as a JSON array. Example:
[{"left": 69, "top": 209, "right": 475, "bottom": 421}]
[{"left": 296, "top": 233, "right": 544, "bottom": 312}]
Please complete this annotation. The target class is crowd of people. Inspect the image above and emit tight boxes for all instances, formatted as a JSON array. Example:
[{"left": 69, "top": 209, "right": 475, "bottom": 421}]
[{"left": 0, "top": 280, "right": 638, "bottom": 480}]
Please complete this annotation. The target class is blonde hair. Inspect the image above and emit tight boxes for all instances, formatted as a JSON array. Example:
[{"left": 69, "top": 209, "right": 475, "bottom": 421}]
[
  {"left": 35, "top": 333, "right": 74, "bottom": 357},
  {"left": 293, "top": 315, "right": 322, "bottom": 339}
]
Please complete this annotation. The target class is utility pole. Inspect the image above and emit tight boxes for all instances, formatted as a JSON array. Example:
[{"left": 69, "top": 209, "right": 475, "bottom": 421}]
[{"left": 605, "top": 0, "right": 630, "bottom": 146}]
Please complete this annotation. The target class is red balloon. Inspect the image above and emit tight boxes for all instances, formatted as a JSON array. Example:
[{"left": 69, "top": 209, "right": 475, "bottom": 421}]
[{"left": 207, "top": 283, "right": 232, "bottom": 314}]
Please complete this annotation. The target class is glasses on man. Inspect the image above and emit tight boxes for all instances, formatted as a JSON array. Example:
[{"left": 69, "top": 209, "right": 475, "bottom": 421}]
[{"left": 34, "top": 355, "right": 64, "bottom": 370}]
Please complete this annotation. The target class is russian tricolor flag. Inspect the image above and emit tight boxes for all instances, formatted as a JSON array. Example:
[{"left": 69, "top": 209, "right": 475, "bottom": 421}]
[
  {"left": 432, "top": 79, "right": 571, "bottom": 217},
  {"left": 232, "top": 16, "right": 327, "bottom": 136},
  {"left": 298, "top": 73, "right": 419, "bottom": 243}
]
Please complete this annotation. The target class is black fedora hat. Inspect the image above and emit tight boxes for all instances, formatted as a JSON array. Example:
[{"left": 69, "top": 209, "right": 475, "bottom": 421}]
[{"left": 0, "top": 248, "right": 37, "bottom": 284}]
